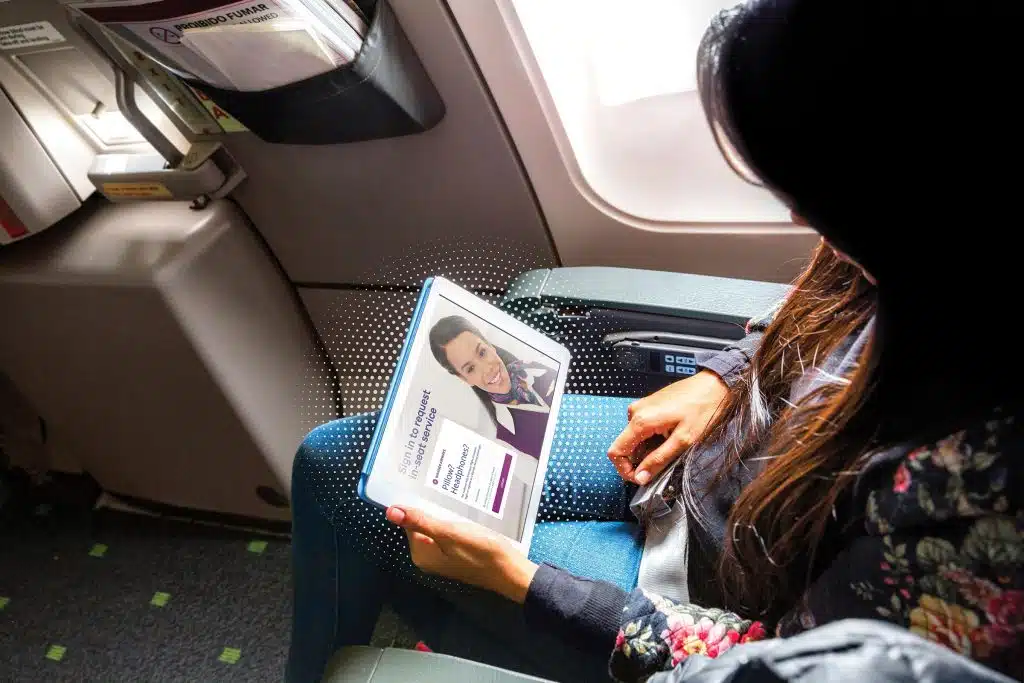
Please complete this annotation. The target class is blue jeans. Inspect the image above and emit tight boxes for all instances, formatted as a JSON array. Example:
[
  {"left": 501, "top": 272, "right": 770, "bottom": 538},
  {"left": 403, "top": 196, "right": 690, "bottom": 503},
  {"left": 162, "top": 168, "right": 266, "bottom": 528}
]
[{"left": 287, "top": 395, "right": 644, "bottom": 683}]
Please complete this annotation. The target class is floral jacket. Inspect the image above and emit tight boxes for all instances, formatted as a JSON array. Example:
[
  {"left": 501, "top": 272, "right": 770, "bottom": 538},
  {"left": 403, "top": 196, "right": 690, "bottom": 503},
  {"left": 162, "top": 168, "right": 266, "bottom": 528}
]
[{"left": 524, "top": 408, "right": 1023, "bottom": 681}]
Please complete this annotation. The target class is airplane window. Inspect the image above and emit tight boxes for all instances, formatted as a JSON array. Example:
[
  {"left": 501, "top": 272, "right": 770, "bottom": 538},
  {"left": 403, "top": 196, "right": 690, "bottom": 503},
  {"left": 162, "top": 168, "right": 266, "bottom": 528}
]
[{"left": 506, "top": 0, "right": 790, "bottom": 224}]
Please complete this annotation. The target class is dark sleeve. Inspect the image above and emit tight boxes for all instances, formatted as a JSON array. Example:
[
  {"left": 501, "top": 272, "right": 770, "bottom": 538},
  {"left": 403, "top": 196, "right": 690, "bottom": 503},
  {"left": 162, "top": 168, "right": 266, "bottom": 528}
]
[
  {"left": 523, "top": 563, "right": 626, "bottom": 655},
  {"left": 696, "top": 304, "right": 777, "bottom": 388},
  {"left": 697, "top": 347, "right": 755, "bottom": 388},
  {"left": 524, "top": 564, "right": 767, "bottom": 682}
]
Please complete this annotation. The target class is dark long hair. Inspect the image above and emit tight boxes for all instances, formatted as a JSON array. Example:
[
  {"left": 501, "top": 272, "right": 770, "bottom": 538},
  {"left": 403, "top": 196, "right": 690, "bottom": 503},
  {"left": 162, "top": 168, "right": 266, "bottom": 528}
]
[
  {"left": 693, "top": 0, "right": 1022, "bottom": 622},
  {"left": 683, "top": 241, "right": 876, "bottom": 620},
  {"left": 429, "top": 315, "right": 516, "bottom": 431}
]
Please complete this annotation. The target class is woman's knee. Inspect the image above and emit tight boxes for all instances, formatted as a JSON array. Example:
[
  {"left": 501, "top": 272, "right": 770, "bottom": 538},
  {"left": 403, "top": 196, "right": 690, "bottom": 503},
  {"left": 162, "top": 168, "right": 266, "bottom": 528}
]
[
  {"left": 292, "top": 413, "right": 380, "bottom": 525},
  {"left": 294, "top": 412, "right": 379, "bottom": 479}
]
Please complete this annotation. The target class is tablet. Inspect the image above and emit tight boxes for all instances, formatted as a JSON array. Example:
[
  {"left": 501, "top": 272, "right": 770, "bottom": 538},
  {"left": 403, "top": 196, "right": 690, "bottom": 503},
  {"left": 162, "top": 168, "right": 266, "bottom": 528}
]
[{"left": 358, "top": 276, "right": 571, "bottom": 552}]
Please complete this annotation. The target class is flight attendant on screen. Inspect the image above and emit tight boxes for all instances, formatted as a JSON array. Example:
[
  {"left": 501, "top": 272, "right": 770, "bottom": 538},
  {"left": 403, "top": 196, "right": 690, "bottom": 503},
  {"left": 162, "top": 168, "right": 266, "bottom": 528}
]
[{"left": 428, "top": 315, "right": 557, "bottom": 459}]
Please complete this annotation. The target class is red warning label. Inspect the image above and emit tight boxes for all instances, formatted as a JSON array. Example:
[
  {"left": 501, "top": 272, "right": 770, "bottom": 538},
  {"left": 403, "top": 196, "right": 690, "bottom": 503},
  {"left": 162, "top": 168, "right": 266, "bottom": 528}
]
[
  {"left": 189, "top": 87, "right": 248, "bottom": 133},
  {"left": 0, "top": 197, "right": 29, "bottom": 243}
]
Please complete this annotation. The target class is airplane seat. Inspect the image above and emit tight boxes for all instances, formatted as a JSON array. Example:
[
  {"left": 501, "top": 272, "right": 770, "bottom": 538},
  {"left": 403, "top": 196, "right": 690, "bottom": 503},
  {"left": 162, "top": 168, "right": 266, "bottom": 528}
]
[
  {"left": 320, "top": 646, "right": 550, "bottom": 683},
  {"left": 0, "top": 198, "right": 335, "bottom": 522},
  {"left": 288, "top": 272, "right": 1013, "bottom": 683},
  {"left": 287, "top": 266, "right": 790, "bottom": 682}
]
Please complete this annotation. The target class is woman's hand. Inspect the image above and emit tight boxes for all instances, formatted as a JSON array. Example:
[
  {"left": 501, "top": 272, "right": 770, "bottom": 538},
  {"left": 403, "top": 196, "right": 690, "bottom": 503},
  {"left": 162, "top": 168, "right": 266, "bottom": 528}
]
[
  {"left": 608, "top": 370, "right": 729, "bottom": 485},
  {"left": 386, "top": 506, "right": 539, "bottom": 604}
]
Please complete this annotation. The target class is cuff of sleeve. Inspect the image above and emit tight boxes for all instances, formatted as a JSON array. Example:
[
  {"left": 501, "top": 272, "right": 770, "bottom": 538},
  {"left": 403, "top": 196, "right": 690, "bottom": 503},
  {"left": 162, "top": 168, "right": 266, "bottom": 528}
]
[
  {"left": 525, "top": 563, "right": 626, "bottom": 651},
  {"left": 699, "top": 349, "right": 748, "bottom": 388},
  {"left": 524, "top": 562, "right": 560, "bottom": 613}
]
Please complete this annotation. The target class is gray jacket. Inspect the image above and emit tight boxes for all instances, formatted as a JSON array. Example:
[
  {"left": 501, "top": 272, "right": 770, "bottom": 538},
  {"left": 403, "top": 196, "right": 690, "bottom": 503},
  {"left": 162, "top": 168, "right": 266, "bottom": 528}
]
[{"left": 650, "top": 620, "right": 1016, "bottom": 683}]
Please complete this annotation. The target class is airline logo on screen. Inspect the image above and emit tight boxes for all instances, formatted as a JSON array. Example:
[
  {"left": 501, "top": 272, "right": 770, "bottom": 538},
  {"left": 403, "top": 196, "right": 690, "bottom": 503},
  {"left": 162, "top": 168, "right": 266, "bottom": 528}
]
[{"left": 426, "top": 418, "right": 516, "bottom": 519}]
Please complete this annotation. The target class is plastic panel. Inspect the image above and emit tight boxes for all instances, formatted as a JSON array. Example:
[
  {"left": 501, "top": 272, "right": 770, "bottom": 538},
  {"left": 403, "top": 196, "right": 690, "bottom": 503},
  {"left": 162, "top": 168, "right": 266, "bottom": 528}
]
[
  {"left": 0, "top": 199, "right": 335, "bottom": 520},
  {"left": 323, "top": 647, "right": 551, "bottom": 683}
]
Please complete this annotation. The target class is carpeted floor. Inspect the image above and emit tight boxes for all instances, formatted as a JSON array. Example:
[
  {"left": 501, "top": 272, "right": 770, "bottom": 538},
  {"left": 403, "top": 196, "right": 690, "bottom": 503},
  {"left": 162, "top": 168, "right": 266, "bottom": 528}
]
[{"left": 0, "top": 496, "right": 293, "bottom": 683}]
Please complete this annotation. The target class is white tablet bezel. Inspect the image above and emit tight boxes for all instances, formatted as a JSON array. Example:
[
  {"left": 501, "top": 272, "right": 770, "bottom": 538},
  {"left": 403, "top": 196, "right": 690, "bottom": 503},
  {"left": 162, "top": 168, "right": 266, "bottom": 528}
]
[{"left": 360, "top": 276, "right": 571, "bottom": 553}]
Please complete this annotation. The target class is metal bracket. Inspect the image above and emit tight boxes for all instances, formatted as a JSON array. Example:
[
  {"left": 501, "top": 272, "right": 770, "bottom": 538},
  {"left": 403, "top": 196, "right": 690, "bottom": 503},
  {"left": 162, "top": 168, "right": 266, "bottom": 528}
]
[
  {"left": 190, "top": 160, "right": 248, "bottom": 210},
  {"left": 114, "top": 69, "right": 182, "bottom": 167},
  {"left": 89, "top": 141, "right": 247, "bottom": 205},
  {"left": 66, "top": 9, "right": 222, "bottom": 150},
  {"left": 64, "top": 8, "right": 247, "bottom": 205}
]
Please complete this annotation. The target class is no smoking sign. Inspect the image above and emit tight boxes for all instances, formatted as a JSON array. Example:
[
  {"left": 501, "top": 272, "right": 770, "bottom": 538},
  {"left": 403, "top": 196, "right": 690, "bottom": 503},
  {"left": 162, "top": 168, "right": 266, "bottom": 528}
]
[{"left": 149, "top": 26, "right": 180, "bottom": 44}]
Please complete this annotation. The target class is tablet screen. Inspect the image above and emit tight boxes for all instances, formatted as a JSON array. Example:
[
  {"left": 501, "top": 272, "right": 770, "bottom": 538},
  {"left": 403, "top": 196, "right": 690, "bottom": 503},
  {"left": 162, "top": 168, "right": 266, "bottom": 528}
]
[{"left": 368, "top": 286, "right": 565, "bottom": 544}]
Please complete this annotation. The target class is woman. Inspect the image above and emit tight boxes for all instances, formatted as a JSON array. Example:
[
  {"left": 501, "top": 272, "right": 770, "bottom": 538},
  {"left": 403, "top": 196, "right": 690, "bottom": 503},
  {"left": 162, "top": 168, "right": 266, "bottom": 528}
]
[
  {"left": 429, "top": 315, "right": 557, "bottom": 459},
  {"left": 384, "top": 1, "right": 1023, "bottom": 680},
  {"left": 287, "top": 217, "right": 884, "bottom": 682}
]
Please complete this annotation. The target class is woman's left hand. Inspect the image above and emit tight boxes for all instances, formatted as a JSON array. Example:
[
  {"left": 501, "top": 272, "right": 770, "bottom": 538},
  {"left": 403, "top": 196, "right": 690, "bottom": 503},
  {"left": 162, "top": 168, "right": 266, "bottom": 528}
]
[{"left": 386, "top": 506, "right": 539, "bottom": 604}]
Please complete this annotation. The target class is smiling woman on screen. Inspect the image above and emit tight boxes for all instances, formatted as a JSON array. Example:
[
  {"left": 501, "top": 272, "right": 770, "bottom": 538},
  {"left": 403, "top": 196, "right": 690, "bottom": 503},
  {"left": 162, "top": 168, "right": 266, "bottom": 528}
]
[{"left": 429, "top": 315, "right": 556, "bottom": 460}]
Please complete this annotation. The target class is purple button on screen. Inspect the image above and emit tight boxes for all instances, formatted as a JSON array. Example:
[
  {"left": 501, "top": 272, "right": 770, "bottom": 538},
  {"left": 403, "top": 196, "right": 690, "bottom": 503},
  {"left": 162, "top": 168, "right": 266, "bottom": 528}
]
[{"left": 492, "top": 453, "right": 513, "bottom": 513}]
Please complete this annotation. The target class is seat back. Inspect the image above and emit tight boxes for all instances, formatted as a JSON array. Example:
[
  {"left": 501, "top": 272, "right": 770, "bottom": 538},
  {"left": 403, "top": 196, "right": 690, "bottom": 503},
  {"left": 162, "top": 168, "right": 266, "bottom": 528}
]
[{"left": 323, "top": 646, "right": 552, "bottom": 683}]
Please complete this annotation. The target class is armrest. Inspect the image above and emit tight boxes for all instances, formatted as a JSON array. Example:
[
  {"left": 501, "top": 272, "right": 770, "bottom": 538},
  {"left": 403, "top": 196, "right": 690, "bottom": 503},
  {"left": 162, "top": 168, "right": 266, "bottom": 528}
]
[
  {"left": 502, "top": 267, "right": 790, "bottom": 397},
  {"left": 322, "top": 646, "right": 553, "bottom": 683},
  {"left": 503, "top": 267, "right": 790, "bottom": 329}
]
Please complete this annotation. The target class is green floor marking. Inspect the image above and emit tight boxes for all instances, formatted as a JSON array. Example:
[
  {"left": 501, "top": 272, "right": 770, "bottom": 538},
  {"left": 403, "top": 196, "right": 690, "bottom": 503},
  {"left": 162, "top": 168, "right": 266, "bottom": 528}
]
[
  {"left": 150, "top": 592, "right": 171, "bottom": 607},
  {"left": 0, "top": 596, "right": 9, "bottom": 610},
  {"left": 88, "top": 543, "right": 108, "bottom": 558},
  {"left": 45, "top": 645, "right": 66, "bottom": 662},
  {"left": 218, "top": 647, "right": 242, "bottom": 664},
  {"left": 247, "top": 540, "right": 267, "bottom": 554}
]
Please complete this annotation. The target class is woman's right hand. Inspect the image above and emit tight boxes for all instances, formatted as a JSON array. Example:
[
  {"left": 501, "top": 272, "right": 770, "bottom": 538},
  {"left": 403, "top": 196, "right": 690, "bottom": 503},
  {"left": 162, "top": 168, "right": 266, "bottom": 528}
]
[{"left": 608, "top": 370, "right": 730, "bottom": 485}]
